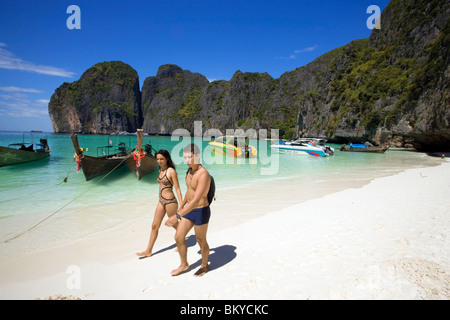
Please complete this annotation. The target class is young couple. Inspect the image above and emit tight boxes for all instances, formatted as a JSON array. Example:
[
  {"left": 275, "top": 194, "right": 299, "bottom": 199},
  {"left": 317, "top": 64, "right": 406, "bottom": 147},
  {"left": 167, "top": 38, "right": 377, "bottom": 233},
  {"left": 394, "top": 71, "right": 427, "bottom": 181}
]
[{"left": 137, "top": 143, "right": 211, "bottom": 277}]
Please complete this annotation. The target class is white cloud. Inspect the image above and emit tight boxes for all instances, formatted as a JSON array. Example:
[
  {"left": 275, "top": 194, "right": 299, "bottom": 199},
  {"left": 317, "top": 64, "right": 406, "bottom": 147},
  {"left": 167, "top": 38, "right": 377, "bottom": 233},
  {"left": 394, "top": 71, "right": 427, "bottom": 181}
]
[
  {"left": 0, "top": 44, "right": 74, "bottom": 77},
  {"left": 0, "top": 101, "right": 48, "bottom": 118},
  {"left": 36, "top": 99, "right": 50, "bottom": 105},
  {"left": 0, "top": 86, "right": 43, "bottom": 93},
  {"left": 0, "top": 85, "right": 49, "bottom": 118},
  {"left": 294, "top": 45, "right": 318, "bottom": 54},
  {"left": 277, "top": 45, "right": 318, "bottom": 60}
]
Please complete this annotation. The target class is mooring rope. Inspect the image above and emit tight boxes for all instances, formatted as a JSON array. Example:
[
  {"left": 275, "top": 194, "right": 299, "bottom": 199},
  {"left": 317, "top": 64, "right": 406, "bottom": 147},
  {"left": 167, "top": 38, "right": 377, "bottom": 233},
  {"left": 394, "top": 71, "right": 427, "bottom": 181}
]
[
  {"left": 3, "top": 158, "right": 76, "bottom": 203},
  {"left": 4, "top": 155, "right": 131, "bottom": 243},
  {"left": 62, "top": 156, "right": 76, "bottom": 183}
]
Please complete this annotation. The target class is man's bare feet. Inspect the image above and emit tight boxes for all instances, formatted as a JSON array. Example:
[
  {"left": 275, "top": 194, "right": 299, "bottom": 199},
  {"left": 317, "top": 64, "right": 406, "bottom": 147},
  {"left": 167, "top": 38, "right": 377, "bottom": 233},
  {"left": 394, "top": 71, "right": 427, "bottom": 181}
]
[
  {"left": 171, "top": 264, "right": 189, "bottom": 276},
  {"left": 194, "top": 264, "right": 209, "bottom": 277},
  {"left": 136, "top": 251, "right": 152, "bottom": 259}
]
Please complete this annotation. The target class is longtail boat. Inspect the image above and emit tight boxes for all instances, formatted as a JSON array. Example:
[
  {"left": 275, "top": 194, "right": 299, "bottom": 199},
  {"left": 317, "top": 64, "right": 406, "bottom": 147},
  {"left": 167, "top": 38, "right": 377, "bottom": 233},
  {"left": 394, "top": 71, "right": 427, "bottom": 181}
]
[
  {"left": 71, "top": 134, "right": 131, "bottom": 181},
  {"left": 340, "top": 143, "right": 389, "bottom": 154},
  {"left": 0, "top": 138, "right": 50, "bottom": 167},
  {"left": 126, "top": 129, "right": 158, "bottom": 180}
]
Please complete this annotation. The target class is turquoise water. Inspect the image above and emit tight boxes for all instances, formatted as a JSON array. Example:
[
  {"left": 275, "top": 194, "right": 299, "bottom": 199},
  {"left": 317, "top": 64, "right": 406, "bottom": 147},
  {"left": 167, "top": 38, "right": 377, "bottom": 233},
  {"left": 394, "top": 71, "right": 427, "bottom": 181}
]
[{"left": 0, "top": 131, "right": 440, "bottom": 241}]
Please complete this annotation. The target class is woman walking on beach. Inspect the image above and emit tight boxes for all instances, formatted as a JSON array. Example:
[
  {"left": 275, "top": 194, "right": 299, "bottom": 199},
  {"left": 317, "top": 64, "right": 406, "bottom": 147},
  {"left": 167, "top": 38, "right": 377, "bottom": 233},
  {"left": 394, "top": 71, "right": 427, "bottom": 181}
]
[{"left": 137, "top": 150, "right": 183, "bottom": 258}]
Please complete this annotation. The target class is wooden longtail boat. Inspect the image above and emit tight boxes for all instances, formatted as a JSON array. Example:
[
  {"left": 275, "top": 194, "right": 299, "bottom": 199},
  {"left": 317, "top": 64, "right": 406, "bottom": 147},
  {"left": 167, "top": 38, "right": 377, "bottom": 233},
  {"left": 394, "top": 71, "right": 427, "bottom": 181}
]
[
  {"left": 71, "top": 134, "right": 131, "bottom": 181},
  {"left": 126, "top": 129, "right": 158, "bottom": 180},
  {"left": 0, "top": 138, "right": 50, "bottom": 167},
  {"left": 340, "top": 143, "right": 389, "bottom": 154}
]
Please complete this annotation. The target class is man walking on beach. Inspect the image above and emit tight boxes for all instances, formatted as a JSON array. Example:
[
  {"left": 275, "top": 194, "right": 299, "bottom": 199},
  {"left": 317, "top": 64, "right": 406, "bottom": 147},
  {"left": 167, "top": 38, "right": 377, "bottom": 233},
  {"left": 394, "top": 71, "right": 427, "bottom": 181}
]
[{"left": 165, "top": 143, "right": 211, "bottom": 277}]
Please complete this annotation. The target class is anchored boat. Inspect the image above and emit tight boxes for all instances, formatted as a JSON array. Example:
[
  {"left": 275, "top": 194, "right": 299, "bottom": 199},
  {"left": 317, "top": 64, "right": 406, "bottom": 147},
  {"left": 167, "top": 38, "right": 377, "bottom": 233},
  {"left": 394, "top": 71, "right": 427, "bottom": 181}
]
[
  {"left": 208, "top": 136, "right": 257, "bottom": 158},
  {"left": 340, "top": 143, "right": 389, "bottom": 154},
  {"left": 126, "top": 129, "right": 158, "bottom": 180},
  {"left": 270, "top": 138, "right": 334, "bottom": 157},
  {"left": 0, "top": 137, "right": 50, "bottom": 167},
  {"left": 71, "top": 134, "right": 131, "bottom": 181}
]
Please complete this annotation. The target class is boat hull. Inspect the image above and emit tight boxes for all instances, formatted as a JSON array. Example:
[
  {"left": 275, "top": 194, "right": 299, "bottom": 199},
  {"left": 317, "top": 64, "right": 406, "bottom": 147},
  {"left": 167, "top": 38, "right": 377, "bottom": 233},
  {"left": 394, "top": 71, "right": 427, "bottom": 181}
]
[
  {"left": 77, "top": 154, "right": 129, "bottom": 181},
  {"left": 71, "top": 134, "right": 130, "bottom": 181},
  {"left": 271, "top": 138, "right": 334, "bottom": 157},
  {"left": 340, "top": 145, "right": 389, "bottom": 153},
  {"left": 208, "top": 142, "right": 257, "bottom": 158},
  {"left": 126, "top": 154, "right": 158, "bottom": 180},
  {"left": 126, "top": 129, "right": 158, "bottom": 180},
  {"left": 0, "top": 146, "right": 50, "bottom": 167},
  {"left": 270, "top": 145, "right": 329, "bottom": 157}
]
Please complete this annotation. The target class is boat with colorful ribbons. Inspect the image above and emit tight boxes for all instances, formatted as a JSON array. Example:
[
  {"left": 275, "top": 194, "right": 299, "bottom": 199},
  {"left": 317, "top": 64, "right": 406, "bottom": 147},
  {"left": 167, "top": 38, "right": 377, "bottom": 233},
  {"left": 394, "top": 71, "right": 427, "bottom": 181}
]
[
  {"left": 126, "top": 129, "right": 158, "bottom": 180},
  {"left": 71, "top": 134, "right": 131, "bottom": 181}
]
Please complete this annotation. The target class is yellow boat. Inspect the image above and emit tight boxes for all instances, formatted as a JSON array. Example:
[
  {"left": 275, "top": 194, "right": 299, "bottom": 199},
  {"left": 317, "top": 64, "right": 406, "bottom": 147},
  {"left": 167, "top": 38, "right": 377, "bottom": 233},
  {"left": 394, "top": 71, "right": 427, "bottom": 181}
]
[{"left": 208, "top": 136, "right": 257, "bottom": 158}]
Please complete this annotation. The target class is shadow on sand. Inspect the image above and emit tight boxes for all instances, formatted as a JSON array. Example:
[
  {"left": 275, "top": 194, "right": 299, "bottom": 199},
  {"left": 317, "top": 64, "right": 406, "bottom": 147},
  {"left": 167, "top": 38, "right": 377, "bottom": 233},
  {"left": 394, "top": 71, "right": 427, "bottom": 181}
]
[
  {"left": 189, "top": 244, "right": 237, "bottom": 273},
  {"left": 147, "top": 235, "right": 198, "bottom": 257},
  {"left": 141, "top": 235, "right": 237, "bottom": 274}
]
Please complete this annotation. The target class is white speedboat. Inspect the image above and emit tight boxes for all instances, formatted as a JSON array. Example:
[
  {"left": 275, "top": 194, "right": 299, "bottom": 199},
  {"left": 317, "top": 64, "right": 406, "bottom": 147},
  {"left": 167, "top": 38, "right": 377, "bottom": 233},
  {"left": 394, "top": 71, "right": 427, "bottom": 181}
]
[{"left": 271, "top": 138, "right": 334, "bottom": 157}]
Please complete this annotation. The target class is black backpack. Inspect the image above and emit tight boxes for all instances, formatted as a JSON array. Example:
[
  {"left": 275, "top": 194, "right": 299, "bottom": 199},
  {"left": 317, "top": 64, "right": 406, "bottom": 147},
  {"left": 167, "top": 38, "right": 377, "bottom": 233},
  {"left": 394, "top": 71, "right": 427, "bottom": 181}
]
[{"left": 186, "top": 167, "right": 216, "bottom": 205}]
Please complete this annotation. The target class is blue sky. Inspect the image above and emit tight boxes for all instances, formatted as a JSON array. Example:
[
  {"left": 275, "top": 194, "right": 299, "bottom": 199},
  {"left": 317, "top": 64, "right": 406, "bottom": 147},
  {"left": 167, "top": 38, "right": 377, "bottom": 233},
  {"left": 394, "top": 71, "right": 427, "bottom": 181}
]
[{"left": 0, "top": 0, "right": 390, "bottom": 132}]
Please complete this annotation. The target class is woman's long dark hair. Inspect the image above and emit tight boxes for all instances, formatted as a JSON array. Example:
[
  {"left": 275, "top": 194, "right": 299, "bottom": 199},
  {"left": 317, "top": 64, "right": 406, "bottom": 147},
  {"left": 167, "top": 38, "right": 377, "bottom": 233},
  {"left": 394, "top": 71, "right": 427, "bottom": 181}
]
[{"left": 155, "top": 149, "right": 176, "bottom": 170}]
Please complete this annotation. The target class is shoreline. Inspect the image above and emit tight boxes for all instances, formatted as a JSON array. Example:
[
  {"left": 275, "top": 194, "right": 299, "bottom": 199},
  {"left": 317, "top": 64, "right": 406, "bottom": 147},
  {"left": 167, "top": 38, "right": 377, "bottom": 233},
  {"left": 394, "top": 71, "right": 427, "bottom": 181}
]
[
  {"left": 0, "top": 150, "right": 436, "bottom": 263},
  {"left": 0, "top": 159, "right": 448, "bottom": 299}
]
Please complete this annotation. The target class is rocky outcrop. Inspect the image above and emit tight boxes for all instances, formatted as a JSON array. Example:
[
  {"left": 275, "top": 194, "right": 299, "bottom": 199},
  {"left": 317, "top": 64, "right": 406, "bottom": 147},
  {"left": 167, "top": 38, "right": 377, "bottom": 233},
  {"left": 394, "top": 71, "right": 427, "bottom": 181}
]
[
  {"left": 141, "top": 64, "right": 209, "bottom": 134},
  {"left": 267, "top": 0, "right": 449, "bottom": 150},
  {"left": 48, "top": 0, "right": 449, "bottom": 150},
  {"left": 49, "top": 61, "right": 141, "bottom": 134},
  {"left": 345, "top": 0, "right": 450, "bottom": 150}
]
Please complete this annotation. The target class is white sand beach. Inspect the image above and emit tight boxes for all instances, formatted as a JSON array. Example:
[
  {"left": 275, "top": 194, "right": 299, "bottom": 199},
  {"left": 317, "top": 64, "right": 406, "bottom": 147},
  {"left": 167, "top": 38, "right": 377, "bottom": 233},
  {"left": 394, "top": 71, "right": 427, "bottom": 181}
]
[{"left": 0, "top": 159, "right": 449, "bottom": 300}]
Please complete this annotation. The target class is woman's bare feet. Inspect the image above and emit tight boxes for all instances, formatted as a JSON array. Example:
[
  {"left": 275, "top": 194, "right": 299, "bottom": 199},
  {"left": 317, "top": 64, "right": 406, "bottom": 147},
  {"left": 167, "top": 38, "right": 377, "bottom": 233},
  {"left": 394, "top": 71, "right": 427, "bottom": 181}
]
[{"left": 171, "top": 263, "right": 189, "bottom": 276}]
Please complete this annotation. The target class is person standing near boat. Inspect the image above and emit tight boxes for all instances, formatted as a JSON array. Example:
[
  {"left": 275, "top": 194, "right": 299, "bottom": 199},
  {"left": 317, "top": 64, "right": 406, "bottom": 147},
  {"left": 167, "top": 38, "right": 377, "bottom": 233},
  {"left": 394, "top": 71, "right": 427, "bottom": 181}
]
[
  {"left": 165, "top": 143, "right": 211, "bottom": 277},
  {"left": 137, "top": 150, "right": 183, "bottom": 258}
]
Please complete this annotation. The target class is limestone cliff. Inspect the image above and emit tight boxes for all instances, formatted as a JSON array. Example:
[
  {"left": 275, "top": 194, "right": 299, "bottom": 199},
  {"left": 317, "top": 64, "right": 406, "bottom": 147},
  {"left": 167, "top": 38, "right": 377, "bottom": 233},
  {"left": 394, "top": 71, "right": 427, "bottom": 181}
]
[
  {"left": 323, "top": 0, "right": 449, "bottom": 150},
  {"left": 141, "top": 64, "right": 209, "bottom": 134},
  {"left": 49, "top": 61, "right": 141, "bottom": 134},
  {"left": 48, "top": 0, "right": 449, "bottom": 150}
]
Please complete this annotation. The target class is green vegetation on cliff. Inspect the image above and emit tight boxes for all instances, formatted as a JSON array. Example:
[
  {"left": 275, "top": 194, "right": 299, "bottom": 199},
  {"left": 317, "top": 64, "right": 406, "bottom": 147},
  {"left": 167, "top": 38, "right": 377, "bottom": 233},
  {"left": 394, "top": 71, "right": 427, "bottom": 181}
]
[
  {"left": 49, "top": 0, "right": 449, "bottom": 149},
  {"left": 48, "top": 61, "right": 141, "bottom": 133}
]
